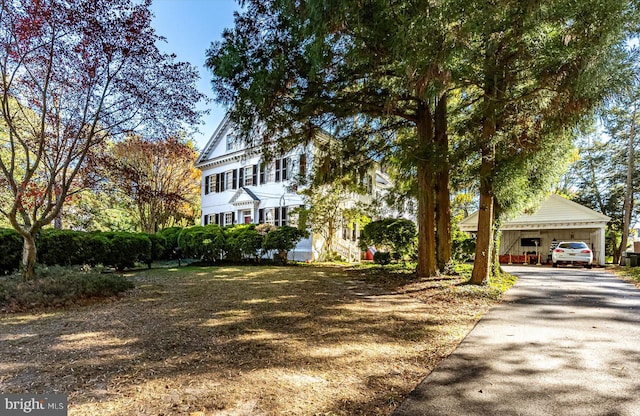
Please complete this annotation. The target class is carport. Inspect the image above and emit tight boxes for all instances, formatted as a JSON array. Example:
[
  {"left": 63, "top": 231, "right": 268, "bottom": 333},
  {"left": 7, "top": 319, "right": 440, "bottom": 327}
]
[{"left": 459, "top": 194, "right": 610, "bottom": 266}]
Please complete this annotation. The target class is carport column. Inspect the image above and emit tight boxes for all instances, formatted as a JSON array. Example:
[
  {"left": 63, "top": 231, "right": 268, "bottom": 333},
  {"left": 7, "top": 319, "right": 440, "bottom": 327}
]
[{"left": 598, "top": 225, "right": 606, "bottom": 266}]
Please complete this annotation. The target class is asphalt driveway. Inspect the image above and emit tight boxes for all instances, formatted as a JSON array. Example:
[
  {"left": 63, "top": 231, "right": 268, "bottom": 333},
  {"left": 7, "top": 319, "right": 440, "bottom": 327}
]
[{"left": 393, "top": 265, "right": 640, "bottom": 416}]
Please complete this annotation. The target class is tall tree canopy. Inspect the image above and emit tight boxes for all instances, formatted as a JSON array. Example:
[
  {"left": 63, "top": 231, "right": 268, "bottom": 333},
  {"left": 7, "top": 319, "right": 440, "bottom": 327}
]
[
  {"left": 208, "top": 0, "right": 636, "bottom": 282},
  {"left": 208, "top": 0, "right": 455, "bottom": 277},
  {"left": 0, "top": 0, "right": 205, "bottom": 278}
]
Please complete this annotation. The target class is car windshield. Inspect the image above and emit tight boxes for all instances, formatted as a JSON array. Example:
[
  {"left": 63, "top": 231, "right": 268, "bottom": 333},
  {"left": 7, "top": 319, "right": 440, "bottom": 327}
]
[{"left": 558, "top": 242, "right": 588, "bottom": 249}]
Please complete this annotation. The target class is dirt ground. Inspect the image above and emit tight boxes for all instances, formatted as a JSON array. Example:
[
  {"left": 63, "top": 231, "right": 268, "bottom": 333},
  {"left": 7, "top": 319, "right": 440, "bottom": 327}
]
[{"left": 0, "top": 264, "right": 509, "bottom": 415}]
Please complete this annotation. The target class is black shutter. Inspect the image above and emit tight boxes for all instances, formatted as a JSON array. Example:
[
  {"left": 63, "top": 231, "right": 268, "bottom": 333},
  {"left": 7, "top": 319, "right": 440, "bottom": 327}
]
[
  {"left": 252, "top": 165, "right": 258, "bottom": 186},
  {"left": 203, "top": 214, "right": 209, "bottom": 225},
  {"left": 275, "top": 159, "right": 281, "bottom": 182},
  {"left": 204, "top": 175, "right": 210, "bottom": 195},
  {"left": 217, "top": 173, "right": 223, "bottom": 192},
  {"left": 282, "top": 158, "right": 288, "bottom": 180},
  {"left": 232, "top": 169, "right": 238, "bottom": 189},
  {"left": 239, "top": 167, "right": 244, "bottom": 187},
  {"left": 281, "top": 207, "right": 287, "bottom": 226},
  {"left": 231, "top": 212, "right": 236, "bottom": 225},
  {"left": 259, "top": 208, "right": 264, "bottom": 224},
  {"left": 299, "top": 154, "right": 306, "bottom": 177},
  {"left": 259, "top": 162, "right": 265, "bottom": 184},
  {"left": 275, "top": 207, "right": 280, "bottom": 226},
  {"left": 215, "top": 213, "right": 220, "bottom": 225}
]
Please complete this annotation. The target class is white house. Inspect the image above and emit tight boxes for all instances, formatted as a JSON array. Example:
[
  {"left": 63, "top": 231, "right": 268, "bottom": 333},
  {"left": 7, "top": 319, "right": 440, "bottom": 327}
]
[
  {"left": 195, "top": 114, "right": 391, "bottom": 262},
  {"left": 458, "top": 194, "right": 610, "bottom": 266}
]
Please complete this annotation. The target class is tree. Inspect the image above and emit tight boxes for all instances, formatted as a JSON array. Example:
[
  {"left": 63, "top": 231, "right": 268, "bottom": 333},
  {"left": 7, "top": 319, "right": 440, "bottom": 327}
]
[
  {"left": 207, "top": 0, "right": 454, "bottom": 277},
  {"left": 455, "top": 0, "right": 636, "bottom": 283},
  {"left": 97, "top": 135, "right": 201, "bottom": 233},
  {"left": 0, "top": 0, "right": 204, "bottom": 278}
]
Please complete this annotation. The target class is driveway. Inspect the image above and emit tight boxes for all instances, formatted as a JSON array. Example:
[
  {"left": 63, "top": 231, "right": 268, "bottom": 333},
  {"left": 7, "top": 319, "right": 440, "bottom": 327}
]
[{"left": 393, "top": 265, "right": 640, "bottom": 416}]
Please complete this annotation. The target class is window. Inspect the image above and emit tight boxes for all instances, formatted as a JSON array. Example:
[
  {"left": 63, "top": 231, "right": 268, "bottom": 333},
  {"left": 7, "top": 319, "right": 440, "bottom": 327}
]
[
  {"left": 259, "top": 162, "right": 267, "bottom": 184},
  {"left": 225, "top": 170, "right": 234, "bottom": 190},
  {"left": 224, "top": 212, "right": 235, "bottom": 226},
  {"left": 243, "top": 166, "right": 254, "bottom": 186},
  {"left": 275, "top": 157, "right": 288, "bottom": 182},
  {"left": 204, "top": 175, "right": 214, "bottom": 195},
  {"left": 299, "top": 154, "right": 307, "bottom": 177},
  {"left": 225, "top": 134, "right": 234, "bottom": 151}
]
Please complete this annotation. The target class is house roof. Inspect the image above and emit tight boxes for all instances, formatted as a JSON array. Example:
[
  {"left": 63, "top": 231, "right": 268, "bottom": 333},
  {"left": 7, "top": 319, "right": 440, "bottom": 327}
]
[
  {"left": 229, "top": 187, "right": 261, "bottom": 207},
  {"left": 459, "top": 194, "right": 611, "bottom": 232}
]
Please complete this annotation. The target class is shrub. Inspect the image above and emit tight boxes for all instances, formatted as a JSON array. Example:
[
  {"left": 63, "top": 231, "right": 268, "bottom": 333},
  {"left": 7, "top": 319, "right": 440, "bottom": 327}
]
[
  {"left": 178, "top": 225, "right": 225, "bottom": 261},
  {"left": 159, "top": 227, "right": 183, "bottom": 259},
  {"left": 360, "top": 218, "right": 417, "bottom": 261},
  {"left": 38, "top": 229, "right": 88, "bottom": 266},
  {"left": 263, "top": 226, "right": 308, "bottom": 264},
  {"left": 0, "top": 266, "right": 134, "bottom": 312},
  {"left": 224, "top": 225, "right": 264, "bottom": 262},
  {"left": 452, "top": 226, "right": 475, "bottom": 262},
  {"left": 373, "top": 251, "right": 392, "bottom": 265},
  {"left": 96, "top": 232, "right": 152, "bottom": 271},
  {"left": 0, "top": 228, "right": 22, "bottom": 275},
  {"left": 145, "top": 233, "right": 167, "bottom": 266}
]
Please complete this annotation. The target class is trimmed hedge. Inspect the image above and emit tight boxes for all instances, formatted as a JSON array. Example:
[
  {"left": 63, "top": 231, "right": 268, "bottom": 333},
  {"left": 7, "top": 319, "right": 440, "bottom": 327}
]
[
  {"left": 0, "top": 222, "right": 309, "bottom": 273},
  {"left": 0, "top": 228, "right": 22, "bottom": 275}
]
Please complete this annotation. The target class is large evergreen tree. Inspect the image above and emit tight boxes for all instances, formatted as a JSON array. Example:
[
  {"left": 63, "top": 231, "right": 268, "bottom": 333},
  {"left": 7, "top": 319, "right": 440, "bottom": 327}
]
[{"left": 208, "top": 0, "right": 456, "bottom": 277}]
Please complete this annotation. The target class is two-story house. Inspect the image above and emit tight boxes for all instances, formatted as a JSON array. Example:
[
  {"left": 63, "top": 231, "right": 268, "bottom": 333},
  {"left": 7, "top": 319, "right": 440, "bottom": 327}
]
[{"left": 195, "top": 114, "right": 392, "bottom": 262}]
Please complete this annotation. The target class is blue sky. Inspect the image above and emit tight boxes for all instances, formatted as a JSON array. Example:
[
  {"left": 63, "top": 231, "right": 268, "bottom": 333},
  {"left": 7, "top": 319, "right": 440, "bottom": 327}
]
[{"left": 150, "top": 0, "right": 240, "bottom": 150}]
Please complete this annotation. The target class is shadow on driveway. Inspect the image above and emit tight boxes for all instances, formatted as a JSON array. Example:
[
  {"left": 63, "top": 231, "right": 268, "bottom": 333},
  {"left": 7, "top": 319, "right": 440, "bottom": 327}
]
[{"left": 394, "top": 266, "right": 640, "bottom": 416}]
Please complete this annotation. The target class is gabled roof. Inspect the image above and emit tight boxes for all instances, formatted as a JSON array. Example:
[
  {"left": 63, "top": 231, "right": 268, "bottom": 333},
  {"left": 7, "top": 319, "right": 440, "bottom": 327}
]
[
  {"left": 229, "top": 187, "right": 260, "bottom": 207},
  {"left": 459, "top": 194, "right": 610, "bottom": 232},
  {"left": 196, "top": 112, "right": 232, "bottom": 165}
]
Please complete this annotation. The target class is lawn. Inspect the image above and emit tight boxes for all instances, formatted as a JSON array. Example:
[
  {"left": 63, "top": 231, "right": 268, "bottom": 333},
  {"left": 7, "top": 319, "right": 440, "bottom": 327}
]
[{"left": 0, "top": 264, "right": 514, "bottom": 415}]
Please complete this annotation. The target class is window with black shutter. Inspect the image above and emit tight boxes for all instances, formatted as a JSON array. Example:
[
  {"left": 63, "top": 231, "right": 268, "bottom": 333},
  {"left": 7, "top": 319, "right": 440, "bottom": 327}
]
[
  {"left": 299, "top": 154, "right": 306, "bottom": 177},
  {"left": 275, "top": 159, "right": 281, "bottom": 182},
  {"left": 217, "top": 173, "right": 224, "bottom": 192},
  {"left": 281, "top": 158, "right": 288, "bottom": 180},
  {"left": 252, "top": 164, "right": 258, "bottom": 186},
  {"left": 232, "top": 169, "right": 238, "bottom": 190},
  {"left": 204, "top": 176, "right": 210, "bottom": 195},
  {"left": 259, "top": 162, "right": 266, "bottom": 184}
]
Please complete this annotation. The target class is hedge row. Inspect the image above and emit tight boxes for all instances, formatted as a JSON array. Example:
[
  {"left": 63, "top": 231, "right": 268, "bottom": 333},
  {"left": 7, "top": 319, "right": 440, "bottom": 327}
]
[{"left": 0, "top": 224, "right": 308, "bottom": 274}]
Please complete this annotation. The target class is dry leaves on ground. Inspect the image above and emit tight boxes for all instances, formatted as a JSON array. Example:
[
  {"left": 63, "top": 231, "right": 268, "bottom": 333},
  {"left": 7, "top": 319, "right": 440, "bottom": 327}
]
[{"left": 0, "top": 264, "right": 510, "bottom": 415}]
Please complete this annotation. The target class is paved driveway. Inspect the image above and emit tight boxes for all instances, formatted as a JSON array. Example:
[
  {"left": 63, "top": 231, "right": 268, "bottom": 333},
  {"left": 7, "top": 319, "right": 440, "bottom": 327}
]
[{"left": 393, "top": 266, "right": 640, "bottom": 416}]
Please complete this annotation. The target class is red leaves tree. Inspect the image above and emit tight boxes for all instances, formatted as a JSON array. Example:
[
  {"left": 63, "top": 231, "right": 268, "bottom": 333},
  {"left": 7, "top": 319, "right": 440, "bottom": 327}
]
[
  {"left": 97, "top": 135, "right": 201, "bottom": 234},
  {"left": 0, "top": 0, "right": 204, "bottom": 279}
]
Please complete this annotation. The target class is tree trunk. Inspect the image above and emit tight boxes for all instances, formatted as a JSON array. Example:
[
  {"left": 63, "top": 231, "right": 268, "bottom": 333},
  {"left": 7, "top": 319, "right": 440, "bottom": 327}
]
[
  {"left": 22, "top": 232, "right": 38, "bottom": 280},
  {"left": 415, "top": 103, "right": 437, "bottom": 277},
  {"left": 435, "top": 93, "right": 451, "bottom": 270},
  {"left": 619, "top": 106, "right": 635, "bottom": 264},
  {"left": 471, "top": 150, "right": 494, "bottom": 285}
]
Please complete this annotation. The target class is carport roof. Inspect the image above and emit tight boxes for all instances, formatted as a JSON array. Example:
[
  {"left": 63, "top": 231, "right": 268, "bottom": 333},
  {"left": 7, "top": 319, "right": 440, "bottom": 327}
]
[{"left": 459, "top": 194, "right": 611, "bottom": 232}]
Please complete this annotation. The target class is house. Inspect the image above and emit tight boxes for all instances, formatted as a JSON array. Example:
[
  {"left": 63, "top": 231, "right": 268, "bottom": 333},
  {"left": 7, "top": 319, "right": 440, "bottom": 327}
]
[
  {"left": 458, "top": 194, "right": 610, "bottom": 266},
  {"left": 195, "top": 114, "right": 391, "bottom": 262}
]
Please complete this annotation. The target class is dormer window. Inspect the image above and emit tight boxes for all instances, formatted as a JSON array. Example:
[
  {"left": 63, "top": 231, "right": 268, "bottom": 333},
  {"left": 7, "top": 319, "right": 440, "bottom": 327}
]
[{"left": 225, "top": 134, "right": 234, "bottom": 151}]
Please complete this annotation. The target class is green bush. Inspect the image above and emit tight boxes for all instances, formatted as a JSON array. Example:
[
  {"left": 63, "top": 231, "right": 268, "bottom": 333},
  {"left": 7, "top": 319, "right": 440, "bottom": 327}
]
[
  {"left": 96, "top": 232, "right": 151, "bottom": 271},
  {"left": 373, "top": 251, "right": 392, "bottom": 265},
  {"left": 0, "top": 228, "right": 22, "bottom": 275},
  {"left": 224, "top": 225, "right": 264, "bottom": 261},
  {"left": 451, "top": 226, "right": 475, "bottom": 262},
  {"left": 360, "top": 218, "right": 417, "bottom": 261},
  {"left": 145, "top": 233, "right": 167, "bottom": 266},
  {"left": 0, "top": 266, "right": 134, "bottom": 312},
  {"left": 178, "top": 225, "right": 226, "bottom": 261},
  {"left": 263, "top": 226, "right": 308, "bottom": 264},
  {"left": 38, "top": 229, "right": 89, "bottom": 266},
  {"left": 159, "top": 227, "right": 182, "bottom": 259}
]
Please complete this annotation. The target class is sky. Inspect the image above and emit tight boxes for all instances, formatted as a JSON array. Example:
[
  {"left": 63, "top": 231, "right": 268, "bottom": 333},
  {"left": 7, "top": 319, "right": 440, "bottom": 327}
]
[{"left": 150, "top": 0, "right": 240, "bottom": 151}]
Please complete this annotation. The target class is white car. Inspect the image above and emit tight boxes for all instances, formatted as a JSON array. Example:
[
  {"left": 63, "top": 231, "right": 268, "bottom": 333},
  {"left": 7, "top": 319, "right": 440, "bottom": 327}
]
[{"left": 551, "top": 241, "right": 593, "bottom": 268}]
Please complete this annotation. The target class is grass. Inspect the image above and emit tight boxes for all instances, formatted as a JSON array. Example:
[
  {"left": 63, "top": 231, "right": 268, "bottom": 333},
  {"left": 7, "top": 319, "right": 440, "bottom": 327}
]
[
  {"left": 0, "top": 263, "right": 516, "bottom": 415},
  {"left": 608, "top": 264, "right": 640, "bottom": 289}
]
